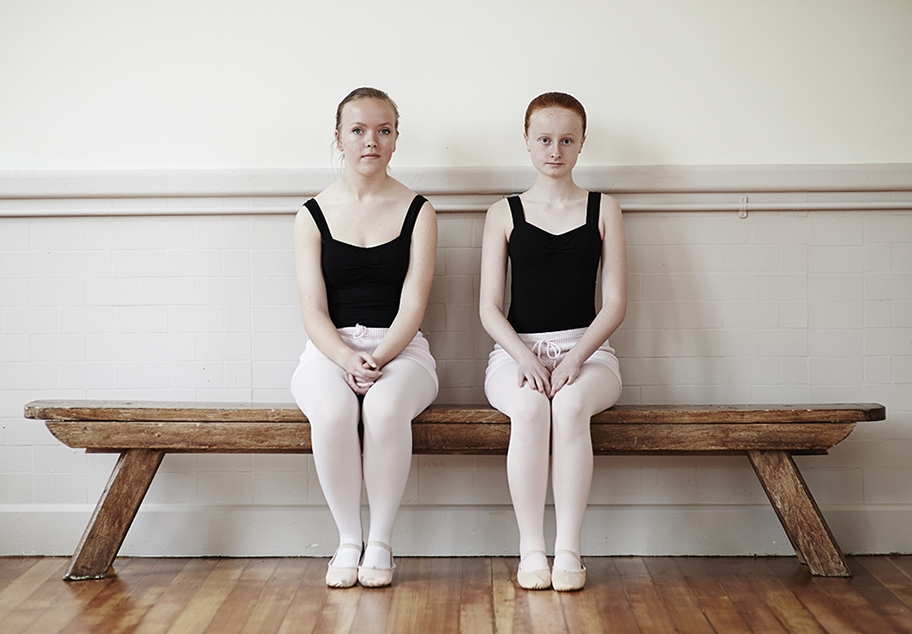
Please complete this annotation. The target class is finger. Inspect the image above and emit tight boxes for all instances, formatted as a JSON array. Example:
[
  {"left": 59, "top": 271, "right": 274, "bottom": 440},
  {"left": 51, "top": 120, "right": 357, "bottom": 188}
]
[
  {"left": 351, "top": 364, "right": 380, "bottom": 381},
  {"left": 549, "top": 378, "right": 564, "bottom": 397},
  {"left": 361, "top": 353, "right": 379, "bottom": 370}
]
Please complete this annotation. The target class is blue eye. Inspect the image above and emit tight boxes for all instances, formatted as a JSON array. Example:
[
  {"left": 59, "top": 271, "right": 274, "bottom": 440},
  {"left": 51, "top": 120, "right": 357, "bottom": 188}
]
[
  {"left": 352, "top": 127, "right": 363, "bottom": 135},
  {"left": 380, "top": 128, "right": 391, "bottom": 135}
]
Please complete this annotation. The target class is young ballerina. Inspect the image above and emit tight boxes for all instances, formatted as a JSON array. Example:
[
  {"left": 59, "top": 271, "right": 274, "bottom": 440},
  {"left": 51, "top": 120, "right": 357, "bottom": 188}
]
[
  {"left": 290, "top": 87, "right": 438, "bottom": 588},
  {"left": 479, "top": 92, "right": 627, "bottom": 591}
]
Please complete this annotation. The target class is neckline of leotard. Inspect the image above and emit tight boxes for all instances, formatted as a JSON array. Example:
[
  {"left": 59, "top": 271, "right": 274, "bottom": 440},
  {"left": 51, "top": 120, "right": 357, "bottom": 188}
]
[
  {"left": 508, "top": 192, "right": 600, "bottom": 238},
  {"left": 305, "top": 195, "right": 424, "bottom": 250}
]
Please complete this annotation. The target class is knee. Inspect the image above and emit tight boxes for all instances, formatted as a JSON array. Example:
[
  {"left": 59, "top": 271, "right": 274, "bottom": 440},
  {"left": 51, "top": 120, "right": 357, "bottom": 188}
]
[
  {"left": 361, "top": 397, "right": 412, "bottom": 443},
  {"left": 550, "top": 394, "right": 591, "bottom": 442},
  {"left": 306, "top": 399, "right": 359, "bottom": 442},
  {"left": 509, "top": 394, "right": 551, "bottom": 440},
  {"left": 551, "top": 391, "right": 587, "bottom": 423},
  {"left": 513, "top": 388, "right": 551, "bottom": 419}
]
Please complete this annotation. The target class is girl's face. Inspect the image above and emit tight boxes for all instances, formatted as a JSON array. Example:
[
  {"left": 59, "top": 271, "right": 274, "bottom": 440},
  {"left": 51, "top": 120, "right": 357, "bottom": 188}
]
[
  {"left": 335, "top": 98, "right": 399, "bottom": 174},
  {"left": 524, "top": 107, "right": 585, "bottom": 177}
]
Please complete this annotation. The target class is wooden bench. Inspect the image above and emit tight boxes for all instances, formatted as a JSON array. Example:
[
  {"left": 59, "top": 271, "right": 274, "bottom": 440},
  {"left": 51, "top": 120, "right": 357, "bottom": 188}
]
[{"left": 24, "top": 400, "right": 885, "bottom": 580}]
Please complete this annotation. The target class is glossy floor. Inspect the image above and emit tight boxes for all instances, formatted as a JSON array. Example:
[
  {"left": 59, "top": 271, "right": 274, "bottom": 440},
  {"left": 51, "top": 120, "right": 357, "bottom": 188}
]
[{"left": 1, "top": 556, "right": 911, "bottom": 633}]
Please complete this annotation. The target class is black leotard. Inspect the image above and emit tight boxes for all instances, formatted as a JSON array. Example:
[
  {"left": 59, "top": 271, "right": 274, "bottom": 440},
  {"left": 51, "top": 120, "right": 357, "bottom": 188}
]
[
  {"left": 305, "top": 195, "right": 426, "bottom": 328},
  {"left": 506, "top": 192, "right": 601, "bottom": 333}
]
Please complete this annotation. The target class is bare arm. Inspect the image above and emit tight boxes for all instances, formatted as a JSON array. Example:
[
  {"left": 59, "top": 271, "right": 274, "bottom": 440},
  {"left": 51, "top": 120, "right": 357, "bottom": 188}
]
[
  {"left": 479, "top": 199, "right": 553, "bottom": 394},
  {"left": 293, "top": 206, "right": 381, "bottom": 387},
  {"left": 370, "top": 200, "right": 438, "bottom": 368},
  {"left": 549, "top": 193, "right": 627, "bottom": 395}
]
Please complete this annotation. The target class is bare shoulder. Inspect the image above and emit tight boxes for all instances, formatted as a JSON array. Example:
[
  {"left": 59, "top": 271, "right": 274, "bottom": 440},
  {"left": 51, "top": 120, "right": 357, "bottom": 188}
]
[
  {"left": 412, "top": 189, "right": 436, "bottom": 214},
  {"left": 398, "top": 183, "right": 436, "bottom": 229},
  {"left": 599, "top": 193, "right": 623, "bottom": 224},
  {"left": 485, "top": 197, "right": 513, "bottom": 231},
  {"left": 599, "top": 192, "right": 622, "bottom": 216},
  {"left": 413, "top": 196, "right": 437, "bottom": 237},
  {"left": 480, "top": 197, "right": 513, "bottom": 246},
  {"left": 293, "top": 202, "right": 311, "bottom": 229},
  {"left": 418, "top": 197, "right": 437, "bottom": 222},
  {"left": 486, "top": 197, "right": 512, "bottom": 222},
  {"left": 597, "top": 193, "right": 624, "bottom": 243},
  {"left": 293, "top": 202, "right": 320, "bottom": 242}
]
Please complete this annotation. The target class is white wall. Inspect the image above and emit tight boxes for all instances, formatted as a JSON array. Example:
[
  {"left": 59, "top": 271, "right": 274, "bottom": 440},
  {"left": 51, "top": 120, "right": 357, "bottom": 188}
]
[
  {"left": 2, "top": 1, "right": 912, "bottom": 558},
  {"left": 2, "top": 0, "right": 911, "bottom": 169}
]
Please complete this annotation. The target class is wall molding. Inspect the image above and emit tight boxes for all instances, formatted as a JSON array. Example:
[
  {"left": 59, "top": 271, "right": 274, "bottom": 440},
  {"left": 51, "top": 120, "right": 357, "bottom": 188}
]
[
  {"left": 0, "top": 163, "right": 912, "bottom": 217},
  {"left": 1, "top": 164, "right": 911, "bottom": 217}
]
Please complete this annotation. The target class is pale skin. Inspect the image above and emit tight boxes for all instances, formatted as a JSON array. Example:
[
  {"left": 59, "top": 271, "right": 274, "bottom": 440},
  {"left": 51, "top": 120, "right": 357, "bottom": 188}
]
[
  {"left": 294, "top": 97, "right": 437, "bottom": 395},
  {"left": 479, "top": 106, "right": 627, "bottom": 397}
]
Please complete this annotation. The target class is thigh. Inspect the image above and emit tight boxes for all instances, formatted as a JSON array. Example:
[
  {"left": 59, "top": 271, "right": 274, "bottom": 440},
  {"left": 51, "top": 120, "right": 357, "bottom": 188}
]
[
  {"left": 291, "top": 357, "right": 359, "bottom": 423},
  {"left": 551, "top": 361, "right": 621, "bottom": 418},
  {"left": 362, "top": 356, "right": 437, "bottom": 420},
  {"left": 484, "top": 359, "right": 551, "bottom": 421}
]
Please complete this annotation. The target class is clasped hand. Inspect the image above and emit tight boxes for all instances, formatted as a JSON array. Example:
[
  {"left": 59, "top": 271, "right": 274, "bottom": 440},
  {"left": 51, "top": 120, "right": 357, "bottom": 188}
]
[
  {"left": 344, "top": 351, "right": 382, "bottom": 395},
  {"left": 517, "top": 355, "right": 582, "bottom": 398}
]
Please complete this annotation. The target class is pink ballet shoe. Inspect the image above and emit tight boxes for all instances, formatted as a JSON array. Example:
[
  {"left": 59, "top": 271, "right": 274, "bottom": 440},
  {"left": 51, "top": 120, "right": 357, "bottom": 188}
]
[
  {"left": 551, "top": 550, "right": 586, "bottom": 592},
  {"left": 325, "top": 542, "right": 362, "bottom": 588},
  {"left": 516, "top": 550, "right": 551, "bottom": 590},
  {"left": 358, "top": 541, "right": 395, "bottom": 588}
]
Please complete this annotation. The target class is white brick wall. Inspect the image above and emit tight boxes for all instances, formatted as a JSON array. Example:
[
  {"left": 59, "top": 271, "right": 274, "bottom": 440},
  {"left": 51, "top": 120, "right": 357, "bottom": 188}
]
[{"left": 2, "top": 194, "right": 912, "bottom": 556}]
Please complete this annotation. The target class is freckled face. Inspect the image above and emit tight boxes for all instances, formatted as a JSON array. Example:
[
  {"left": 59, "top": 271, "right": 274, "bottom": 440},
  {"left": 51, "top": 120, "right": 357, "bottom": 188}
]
[
  {"left": 335, "top": 98, "right": 399, "bottom": 173},
  {"left": 524, "top": 107, "right": 585, "bottom": 177}
]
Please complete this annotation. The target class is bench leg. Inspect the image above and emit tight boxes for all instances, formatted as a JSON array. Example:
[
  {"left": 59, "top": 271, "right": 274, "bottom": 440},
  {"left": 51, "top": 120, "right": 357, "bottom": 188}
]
[
  {"left": 65, "top": 449, "right": 164, "bottom": 581},
  {"left": 747, "top": 450, "right": 851, "bottom": 577}
]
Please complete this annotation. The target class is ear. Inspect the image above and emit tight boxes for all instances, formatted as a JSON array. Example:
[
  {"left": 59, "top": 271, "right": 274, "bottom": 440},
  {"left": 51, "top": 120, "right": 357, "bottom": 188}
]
[
  {"left": 579, "top": 134, "right": 586, "bottom": 153},
  {"left": 524, "top": 133, "right": 531, "bottom": 152}
]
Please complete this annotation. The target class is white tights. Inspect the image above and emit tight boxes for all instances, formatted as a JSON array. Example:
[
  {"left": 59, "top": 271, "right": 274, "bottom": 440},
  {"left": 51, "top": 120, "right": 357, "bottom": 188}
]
[
  {"left": 291, "top": 355, "right": 437, "bottom": 569},
  {"left": 485, "top": 361, "right": 621, "bottom": 572}
]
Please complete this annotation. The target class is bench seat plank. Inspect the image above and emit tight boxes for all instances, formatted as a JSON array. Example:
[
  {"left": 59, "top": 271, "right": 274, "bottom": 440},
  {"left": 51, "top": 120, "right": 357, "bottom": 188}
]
[
  {"left": 41, "top": 420, "right": 855, "bottom": 455},
  {"left": 23, "top": 400, "right": 886, "bottom": 580},
  {"left": 25, "top": 401, "right": 886, "bottom": 425}
]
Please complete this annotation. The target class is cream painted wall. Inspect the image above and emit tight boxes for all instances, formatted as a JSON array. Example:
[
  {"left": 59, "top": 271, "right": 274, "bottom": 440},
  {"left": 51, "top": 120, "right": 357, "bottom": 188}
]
[{"left": 2, "top": 0, "right": 911, "bottom": 169}]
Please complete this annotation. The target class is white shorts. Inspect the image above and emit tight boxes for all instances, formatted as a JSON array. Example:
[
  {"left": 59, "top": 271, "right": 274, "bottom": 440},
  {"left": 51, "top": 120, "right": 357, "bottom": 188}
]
[
  {"left": 484, "top": 327, "right": 621, "bottom": 392},
  {"left": 292, "top": 325, "right": 438, "bottom": 391}
]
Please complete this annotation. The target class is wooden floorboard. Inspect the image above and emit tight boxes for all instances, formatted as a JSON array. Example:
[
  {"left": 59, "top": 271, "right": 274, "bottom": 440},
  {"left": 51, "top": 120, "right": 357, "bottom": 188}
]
[
  {"left": 677, "top": 558, "right": 754, "bottom": 633},
  {"left": 0, "top": 556, "right": 911, "bottom": 633}
]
